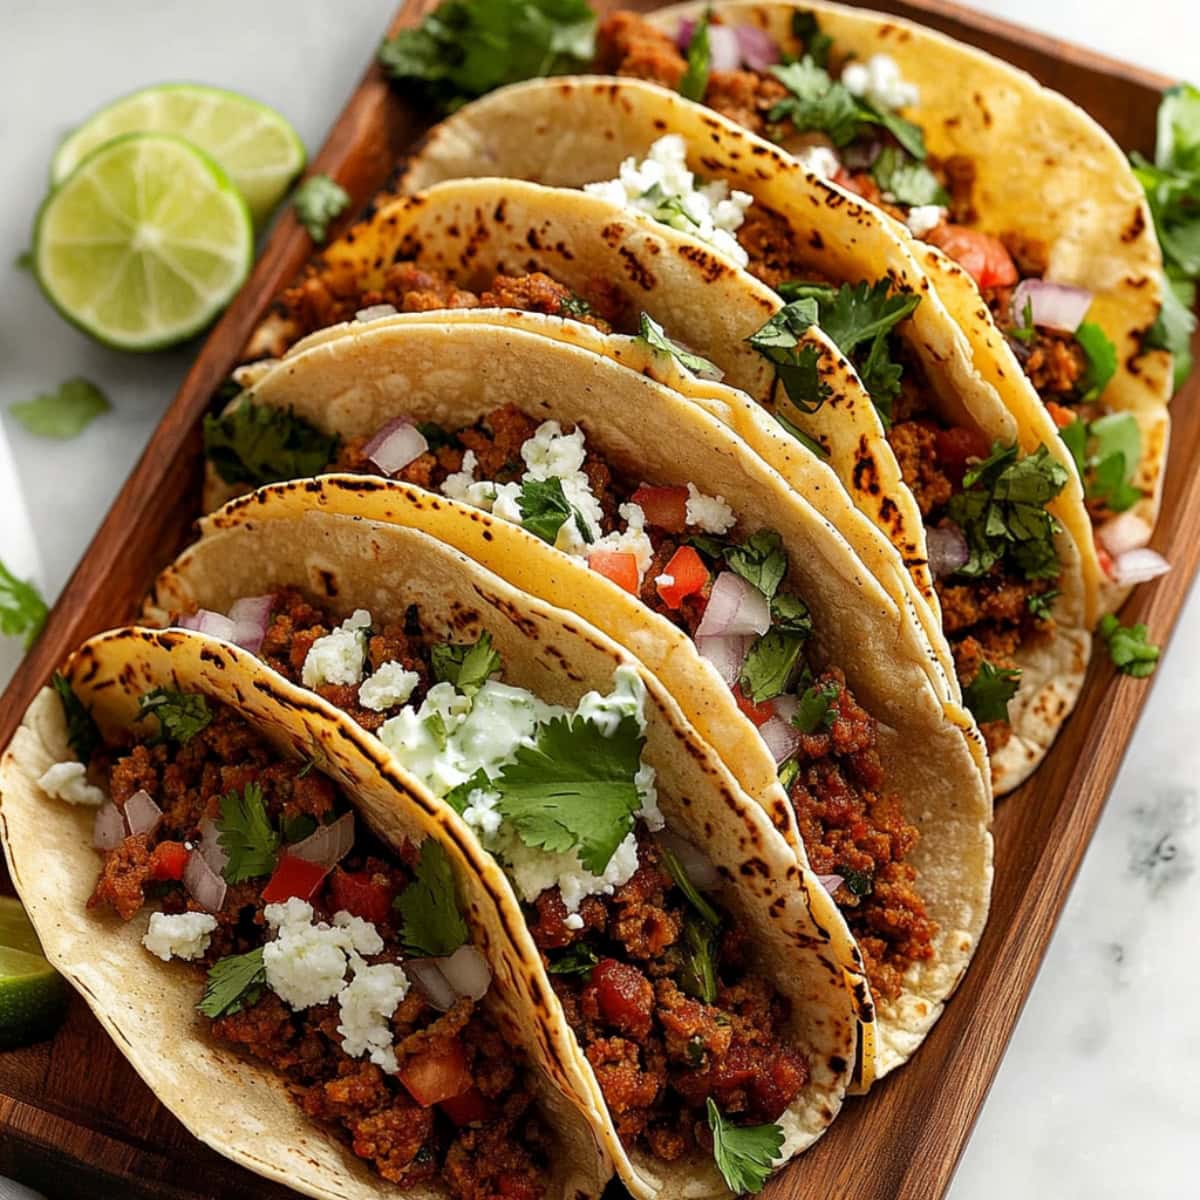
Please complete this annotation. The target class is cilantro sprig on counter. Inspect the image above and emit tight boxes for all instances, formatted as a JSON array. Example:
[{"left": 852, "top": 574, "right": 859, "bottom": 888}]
[
  {"left": 0, "top": 560, "right": 47, "bottom": 651},
  {"left": 431, "top": 632, "right": 502, "bottom": 696},
  {"left": 707, "top": 1098, "right": 785, "bottom": 1195},
  {"left": 138, "top": 689, "right": 214, "bottom": 745},
  {"left": 397, "top": 839, "right": 469, "bottom": 957},
  {"left": 291, "top": 174, "right": 350, "bottom": 243},
  {"left": 203, "top": 402, "right": 339, "bottom": 488},
  {"left": 199, "top": 947, "right": 266, "bottom": 1019},
  {"left": 9, "top": 377, "right": 109, "bottom": 439},
  {"left": 217, "top": 781, "right": 279, "bottom": 883}
]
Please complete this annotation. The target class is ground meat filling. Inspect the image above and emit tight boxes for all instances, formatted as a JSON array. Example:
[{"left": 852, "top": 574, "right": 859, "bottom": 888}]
[
  {"left": 86, "top": 705, "right": 548, "bottom": 1198},
  {"left": 536, "top": 835, "right": 808, "bottom": 1156}
]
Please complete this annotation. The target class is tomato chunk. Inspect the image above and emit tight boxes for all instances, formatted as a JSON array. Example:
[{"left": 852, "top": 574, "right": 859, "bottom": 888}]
[
  {"left": 655, "top": 546, "right": 709, "bottom": 610},
  {"left": 588, "top": 958, "right": 654, "bottom": 1039},
  {"left": 399, "top": 1040, "right": 473, "bottom": 1107},
  {"left": 439, "top": 1086, "right": 493, "bottom": 1126},
  {"left": 1096, "top": 541, "right": 1117, "bottom": 580},
  {"left": 630, "top": 485, "right": 688, "bottom": 533},
  {"left": 935, "top": 425, "right": 992, "bottom": 485},
  {"left": 327, "top": 868, "right": 393, "bottom": 925},
  {"left": 588, "top": 550, "right": 640, "bottom": 595},
  {"left": 1045, "top": 400, "right": 1076, "bottom": 429},
  {"left": 261, "top": 854, "right": 327, "bottom": 905},
  {"left": 149, "top": 841, "right": 189, "bottom": 881},
  {"left": 733, "top": 684, "right": 774, "bottom": 728},
  {"left": 925, "top": 224, "right": 1018, "bottom": 290}
]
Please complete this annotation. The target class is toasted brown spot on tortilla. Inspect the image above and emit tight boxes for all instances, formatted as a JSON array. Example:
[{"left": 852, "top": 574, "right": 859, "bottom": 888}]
[
  {"left": 618, "top": 246, "right": 655, "bottom": 290},
  {"left": 1122, "top": 208, "right": 1147, "bottom": 243}
]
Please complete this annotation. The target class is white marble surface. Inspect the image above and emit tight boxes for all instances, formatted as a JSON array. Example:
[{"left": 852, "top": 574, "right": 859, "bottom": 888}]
[{"left": 0, "top": 2, "right": 1195, "bottom": 1197}]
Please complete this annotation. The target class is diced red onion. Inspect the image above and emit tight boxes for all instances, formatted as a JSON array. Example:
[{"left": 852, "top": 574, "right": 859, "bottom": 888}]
[
  {"left": 656, "top": 829, "right": 722, "bottom": 891},
  {"left": 926, "top": 524, "right": 970, "bottom": 579},
  {"left": 288, "top": 811, "right": 355, "bottom": 868},
  {"left": 695, "top": 572, "right": 770, "bottom": 638},
  {"left": 124, "top": 789, "right": 162, "bottom": 838},
  {"left": 363, "top": 418, "right": 429, "bottom": 477},
  {"left": 759, "top": 716, "right": 802, "bottom": 766},
  {"left": 406, "top": 957, "right": 458, "bottom": 1012},
  {"left": 1010, "top": 279, "right": 1093, "bottom": 334},
  {"left": 841, "top": 140, "right": 882, "bottom": 170},
  {"left": 437, "top": 945, "right": 492, "bottom": 1001},
  {"left": 228, "top": 595, "right": 274, "bottom": 655},
  {"left": 93, "top": 803, "right": 126, "bottom": 851},
  {"left": 355, "top": 303, "right": 398, "bottom": 322},
  {"left": 817, "top": 874, "right": 844, "bottom": 895},
  {"left": 734, "top": 25, "right": 779, "bottom": 70},
  {"left": 707, "top": 25, "right": 741, "bottom": 71},
  {"left": 177, "top": 609, "right": 236, "bottom": 641},
  {"left": 1097, "top": 512, "right": 1152, "bottom": 557},
  {"left": 771, "top": 694, "right": 799, "bottom": 724},
  {"left": 695, "top": 634, "right": 752, "bottom": 687},
  {"left": 198, "top": 816, "right": 229, "bottom": 876},
  {"left": 675, "top": 18, "right": 697, "bottom": 50},
  {"left": 184, "top": 850, "right": 227, "bottom": 913},
  {"left": 1111, "top": 548, "right": 1170, "bottom": 586}
]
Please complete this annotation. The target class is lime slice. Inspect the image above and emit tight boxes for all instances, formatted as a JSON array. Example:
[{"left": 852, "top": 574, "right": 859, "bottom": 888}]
[
  {"left": 35, "top": 132, "right": 253, "bottom": 351},
  {"left": 51, "top": 83, "right": 306, "bottom": 226},
  {"left": 0, "top": 895, "right": 45, "bottom": 957},
  {"left": 0, "top": 905, "right": 68, "bottom": 1050}
]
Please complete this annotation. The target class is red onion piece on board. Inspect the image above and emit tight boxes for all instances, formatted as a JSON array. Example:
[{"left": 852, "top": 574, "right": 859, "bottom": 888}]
[
  {"left": 695, "top": 634, "right": 752, "bottom": 688},
  {"left": 407, "top": 958, "right": 458, "bottom": 1012},
  {"left": 288, "top": 812, "right": 355, "bottom": 868},
  {"left": 1010, "top": 279, "right": 1093, "bottom": 334},
  {"left": 1097, "top": 512, "right": 1152, "bottom": 557},
  {"left": 926, "top": 524, "right": 970, "bottom": 579},
  {"left": 184, "top": 850, "right": 227, "bottom": 913},
  {"left": 1112, "top": 548, "right": 1170, "bottom": 585},
  {"left": 93, "top": 804, "right": 126, "bottom": 851},
  {"left": 228, "top": 595, "right": 274, "bottom": 654},
  {"left": 124, "top": 790, "right": 163, "bottom": 838},
  {"left": 363, "top": 419, "right": 429, "bottom": 477},
  {"left": 759, "top": 716, "right": 802, "bottom": 765},
  {"left": 178, "top": 609, "right": 236, "bottom": 641},
  {"left": 695, "top": 572, "right": 770, "bottom": 638},
  {"left": 438, "top": 945, "right": 492, "bottom": 1001},
  {"left": 817, "top": 874, "right": 844, "bottom": 895},
  {"left": 734, "top": 24, "right": 780, "bottom": 70},
  {"left": 656, "top": 830, "right": 722, "bottom": 891}
]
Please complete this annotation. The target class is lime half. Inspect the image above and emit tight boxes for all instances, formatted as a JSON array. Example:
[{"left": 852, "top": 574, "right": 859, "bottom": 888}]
[
  {"left": 35, "top": 132, "right": 253, "bottom": 351},
  {"left": 0, "top": 899, "right": 67, "bottom": 1050},
  {"left": 51, "top": 83, "right": 306, "bottom": 226}
]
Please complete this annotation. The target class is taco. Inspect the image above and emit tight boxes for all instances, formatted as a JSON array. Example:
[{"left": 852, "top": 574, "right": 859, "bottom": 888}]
[
  {"left": 178, "top": 330, "right": 993, "bottom": 1082},
  {"left": 140, "top": 516, "right": 866, "bottom": 1194}
]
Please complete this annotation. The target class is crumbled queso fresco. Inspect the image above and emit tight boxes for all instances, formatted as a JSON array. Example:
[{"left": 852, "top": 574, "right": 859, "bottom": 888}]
[
  {"left": 840, "top": 53, "right": 920, "bottom": 112},
  {"left": 584, "top": 134, "right": 753, "bottom": 267},
  {"left": 142, "top": 911, "right": 218, "bottom": 962},
  {"left": 37, "top": 761, "right": 106, "bottom": 807}
]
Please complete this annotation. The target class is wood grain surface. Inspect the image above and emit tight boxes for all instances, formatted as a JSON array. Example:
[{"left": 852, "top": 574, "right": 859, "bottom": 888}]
[{"left": 0, "top": 2, "right": 1193, "bottom": 1198}]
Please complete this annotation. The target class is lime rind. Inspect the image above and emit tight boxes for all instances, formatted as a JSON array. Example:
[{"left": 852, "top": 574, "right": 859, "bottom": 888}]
[
  {"left": 0, "top": 941, "right": 68, "bottom": 1051},
  {"left": 34, "top": 131, "right": 254, "bottom": 352},
  {"left": 51, "top": 82, "right": 306, "bottom": 225}
]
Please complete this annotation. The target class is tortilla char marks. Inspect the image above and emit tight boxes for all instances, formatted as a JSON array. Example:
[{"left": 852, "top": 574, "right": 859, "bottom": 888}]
[
  {"left": 809, "top": 230, "right": 824, "bottom": 251},
  {"left": 875, "top": 22, "right": 912, "bottom": 44},
  {"left": 478, "top": 590, "right": 542, "bottom": 641},
  {"left": 673, "top": 242, "right": 730, "bottom": 285},
  {"left": 971, "top": 92, "right": 994, "bottom": 129},
  {"left": 447, "top": 599, "right": 487, "bottom": 639},
  {"left": 738, "top": 856, "right": 771, "bottom": 880},
  {"left": 617, "top": 245, "right": 656, "bottom": 291},
  {"left": 851, "top": 437, "right": 883, "bottom": 498}
]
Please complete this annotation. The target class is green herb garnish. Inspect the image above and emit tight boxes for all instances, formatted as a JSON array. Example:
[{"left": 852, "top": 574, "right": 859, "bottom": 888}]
[
  {"left": 292, "top": 174, "right": 350, "bottom": 243},
  {"left": 659, "top": 844, "right": 721, "bottom": 928},
  {"left": 962, "top": 660, "right": 1021, "bottom": 725},
  {"left": 203, "top": 402, "right": 339, "bottom": 488},
  {"left": 1097, "top": 613, "right": 1160, "bottom": 678},
  {"left": 679, "top": 914, "right": 719, "bottom": 1004},
  {"left": 431, "top": 632, "right": 502, "bottom": 695},
  {"left": 1075, "top": 321, "right": 1118, "bottom": 402},
  {"left": 547, "top": 942, "right": 599, "bottom": 976},
  {"left": 198, "top": 948, "right": 266, "bottom": 1019},
  {"left": 723, "top": 530, "right": 788, "bottom": 600},
  {"left": 0, "top": 561, "right": 47, "bottom": 650},
  {"left": 870, "top": 146, "right": 948, "bottom": 208},
  {"left": 746, "top": 298, "right": 832, "bottom": 414},
  {"left": 217, "top": 782, "right": 279, "bottom": 882},
  {"left": 678, "top": 10, "right": 711, "bottom": 102},
  {"left": 792, "top": 680, "right": 840, "bottom": 733},
  {"left": 636, "top": 312, "right": 721, "bottom": 378},
  {"left": 740, "top": 629, "right": 806, "bottom": 704},
  {"left": 707, "top": 1098, "right": 784, "bottom": 1195},
  {"left": 517, "top": 476, "right": 593, "bottom": 545},
  {"left": 9, "top": 378, "right": 109, "bottom": 439},
  {"left": 51, "top": 672, "right": 100, "bottom": 761},
  {"left": 396, "top": 839, "right": 469, "bottom": 957},
  {"left": 138, "top": 689, "right": 214, "bottom": 744}
]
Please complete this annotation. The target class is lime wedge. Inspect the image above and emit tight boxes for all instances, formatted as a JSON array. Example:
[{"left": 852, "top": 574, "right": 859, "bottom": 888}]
[
  {"left": 0, "top": 903, "right": 68, "bottom": 1050},
  {"left": 51, "top": 83, "right": 306, "bottom": 226},
  {"left": 0, "top": 895, "right": 45, "bottom": 957},
  {"left": 35, "top": 132, "right": 253, "bottom": 351}
]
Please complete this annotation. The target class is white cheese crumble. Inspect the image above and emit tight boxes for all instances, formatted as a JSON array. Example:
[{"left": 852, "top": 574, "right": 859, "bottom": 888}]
[
  {"left": 301, "top": 609, "right": 371, "bottom": 689},
  {"left": 337, "top": 960, "right": 410, "bottom": 1073},
  {"left": 795, "top": 144, "right": 841, "bottom": 180},
  {"left": 906, "top": 204, "right": 946, "bottom": 237},
  {"left": 685, "top": 483, "right": 736, "bottom": 534},
  {"left": 841, "top": 54, "right": 920, "bottom": 112},
  {"left": 358, "top": 661, "right": 420, "bottom": 712},
  {"left": 263, "top": 898, "right": 361, "bottom": 1010},
  {"left": 142, "top": 911, "right": 218, "bottom": 962},
  {"left": 655, "top": 573, "right": 675, "bottom": 589},
  {"left": 584, "top": 134, "right": 753, "bottom": 267},
  {"left": 38, "top": 761, "right": 106, "bottom": 807}
]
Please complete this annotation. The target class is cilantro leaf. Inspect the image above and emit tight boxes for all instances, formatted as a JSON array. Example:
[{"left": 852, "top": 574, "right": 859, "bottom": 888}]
[
  {"left": 416, "top": 421, "right": 461, "bottom": 453},
  {"left": 636, "top": 312, "right": 721, "bottom": 379},
  {"left": 1144, "top": 274, "right": 1195, "bottom": 392},
  {"left": 679, "top": 914, "right": 719, "bottom": 1004},
  {"left": 1009, "top": 296, "right": 1038, "bottom": 345},
  {"left": 870, "top": 146, "right": 948, "bottom": 208},
  {"left": 217, "top": 781, "right": 280, "bottom": 883},
  {"left": 396, "top": 838, "right": 469, "bottom": 957},
  {"left": 1098, "top": 613, "right": 1160, "bottom": 678},
  {"left": 517, "top": 476, "right": 591, "bottom": 545},
  {"left": 559, "top": 292, "right": 594, "bottom": 319},
  {"left": 1075, "top": 321, "right": 1117, "bottom": 401},
  {"left": 1026, "top": 589, "right": 1060, "bottom": 621},
  {"left": 51, "top": 672, "right": 100, "bottom": 762},
  {"left": 678, "top": 11, "right": 710, "bottom": 102},
  {"left": 723, "top": 530, "right": 788, "bottom": 600},
  {"left": 1059, "top": 416, "right": 1087, "bottom": 477},
  {"left": 431, "top": 632, "right": 502, "bottom": 695},
  {"left": 707, "top": 1099, "right": 784, "bottom": 1195},
  {"left": 773, "top": 409, "right": 829, "bottom": 458},
  {"left": 768, "top": 59, "right": 864, "bottom": 148},
  {"left": 792, "top": 680, "right": 840, "bottom": 733},
  {"left": 9, "top": 378, "right": 109, "bottom": 439},
  {"left": 746, "top": 300, "right": 832, "bottom": 414},
  {"left": 203, "top": 402, "right": 339, "bottom": 487},
  {"left": 292, "top": 174, "right": 350, "bottom": 243},
  {"left": 777, "top": 758, "right": 800, "bottom": 790},
  {"left": 0, "top": 560, "right": 47, "bottom": 650},
  {"left": 837, "top": 867, "right": 873, "bottom": 897},
  {"left": 791, "top": 11, "right": 832, "bottom": 69},
  {"left": 198, "top": 948, "right": 266, "bottom": 1019},
  {"left": 444, "top": 768, "right": 494, "bottom": 815},
  {"left": 378, "top": 0, "right": 597, "bottom": 112},
  {"left": 137, "top": 689, "right": 214, "bottom": 744},
  {"left": 770, "top": 593, "right": 813, "bottom": 637},
  {"left": 547, "top": 942, "right": 599, "bottom": 976},
  {"left": 962, "top": 660, "right": 1021, "bottom": 724},
  {"left": 492, "top": 714, "right": 645, "bottom": 875},
  {"left": 740, "top": 629, "right": 806, "bottom": 703},
  {"left": 1060, "top": 412, "right": 1143, "bottom": 514},
  {"left": 658, "top": 843, "right": 721, "bottom": 928}
]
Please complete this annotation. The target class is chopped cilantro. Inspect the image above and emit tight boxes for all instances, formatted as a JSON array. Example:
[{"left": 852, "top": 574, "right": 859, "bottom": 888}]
[
  {"left": 431, "top": 632, "right": 502, "bottom": 695},
  {"left": 492, "top": 714, "right": 645, "bottom": 874},
  {"left": 9, "top": 378, "right": 109, "bottom": 439},
  {"left": 658, "top": 843, "right": 721, "bottom": 928},
  {"left": 137, "top": 689, "right": 214, "bottom": 744},
  {"left": 292, "top": 174, "right": 350, "bottom": 243},
  {"left": 559, "top": 292, "right": 594, "bottom": 318},
  {"left": 217, "top": 782, "right": 280, "bottom": 882},
  {"left": 1059, "top": 412, "right": 1143, "bottom": 514},
  {"left": 770, "top": 593, "right": 813, "bottom": 637},
  {"left": 724, "top": 530, "right": 788, "bottom": 600},
  {"left": 1026, "top": 589, "right": 1060, "bottom": 621},
  {"left": 679, "top": 914, "right": 718, "bottom": 1004},
  {"left": 203, "top": 402, "right": 339, "bottom": 488},
  {"left": 707, "top": 1098, "right": 784, "bottom": 1195},
  {"left": 1098, "top": 613, "right": 1160, "bottom": 678},
  {"left": 1144, "top": 274, "right": 1195, "bottom": 392},
  {"left": 1009, "top": 296, "right": 1038, "bottom": 345},
  {"left": 1075, "top": 321, "right": 1118, "bottom": 402},
  {"left": 0, "top": 560, "right": 47, "bottom": 650},
  {"left": 51, "top": 672, "right": 100, "bottom": 762},
  {"left": 425, "top": 709, "right": 450, "bottom": 751},
  {"left": 641, "top": 184, "right": 700, "bottom": 231},
  {"left": 547, "top": 942, "right": 598, "bottom": 976},
  {"left": 444, "top": 768, "right": 494, "bottom": 815},
  {"left": 740, "top": 629, "right": 806, "bottom": 703},
  {"left": 746, "top": 299, "right": 832, "bottom": 414},
  {"left": 636, "top": 312, "right": 721, "bottom": 378},
  {"left": 687, "top": 532, "right": 732, "bottom": 561},
  {"left": 198, "top": 948, "right": 266, "bottom": 1019},
  {"left": 837, "top": 867, "right": 873, "bottom": 898},
  {"left": 962, "top": 660, "right": 1021, "bottom": 725},
  {"left": 518, "top": 476, "right": 592, "bottom": 545},
  {"left": 378, "top": 0, "right": 596, "bottom": 112},
  {"left": 416, "top": 421, "right": 461, "bottom": 452},
  {"left": 1060, "top": 415, "right": 1088, "bottom": 477},
  {"left": 281, "top": 812, "right": 318, "bottom": 844},
  {"left": 396, "top": 839, "right": 469, "bottom": 957},
  {"left": 870, "top": 146, "right": 948, "bottom": 208},
  {"left": 791, "top": 11, "right": 832, "bottom": 69},
  {"left": 792, "top": 680, "right": 840, "bottom": 733},
  {"left": 678, "top": 11, "right": 710, "bottom": 102},
  {"left": 773, "top": 408, "right": 829, "bottom": 457},
  {"left": 777, "top": 758, "right": 800, "bottom": 790}
]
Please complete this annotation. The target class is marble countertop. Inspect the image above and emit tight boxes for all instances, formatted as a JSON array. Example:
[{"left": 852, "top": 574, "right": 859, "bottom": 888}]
[{"left": 0, "top": 2, "right": 1195, "bottom": 1197}]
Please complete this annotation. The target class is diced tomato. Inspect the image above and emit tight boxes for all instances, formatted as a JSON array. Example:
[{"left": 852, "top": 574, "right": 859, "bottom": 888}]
[
  {"left": 1096, "top": 541, "right": 1117, "bottom": 580},
  {"left": 832, "top": 167, "right": 870, "bottom": 199},
  {"left": 588, "top": 550, "right": 640, "bottom": 595},
  {"left": 261, "top": 854, "right": 328, "bottom": 905},
  {"left": 327, "top": 868, "right": 393, "bottom": 925},
  {"left": 439, "top": 1086, "right": 493, "bottom": 1126},
  {"left": 399, "top": 1040, "right": 473, "bottom": 1108},
  {"left": 148, "top": 841, "right": 189, "bottom": 882},
  {"left": 732, "top": 684, "right": 774, "bottom": 728},
  {"left": 589, "top": 958, "right": 653, "bottom": 1039},
  {"left": 630, "top": 485, "right": 688, "bottom": 533},
  {"left": 1045, "top": 400, "right": 1076, "bottom": 429},
  {"left": 935, "top": 425, "right": 992, "bottom": 485},
  {"left": 925, "top": 224, "right": 1018, "bottom": 290},
  {"left": 655, "top": 546, "right": 709, "bottom": 610}
]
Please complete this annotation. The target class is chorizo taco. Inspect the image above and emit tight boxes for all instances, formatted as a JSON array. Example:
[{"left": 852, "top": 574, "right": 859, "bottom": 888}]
[{"left": 177, "top": 322, "right": 993, "bottom": 1082}]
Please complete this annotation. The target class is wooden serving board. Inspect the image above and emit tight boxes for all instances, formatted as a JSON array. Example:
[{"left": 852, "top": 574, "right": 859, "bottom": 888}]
[{"left": 0, "top": 2, "right": 1194, "bottom": 1198}]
